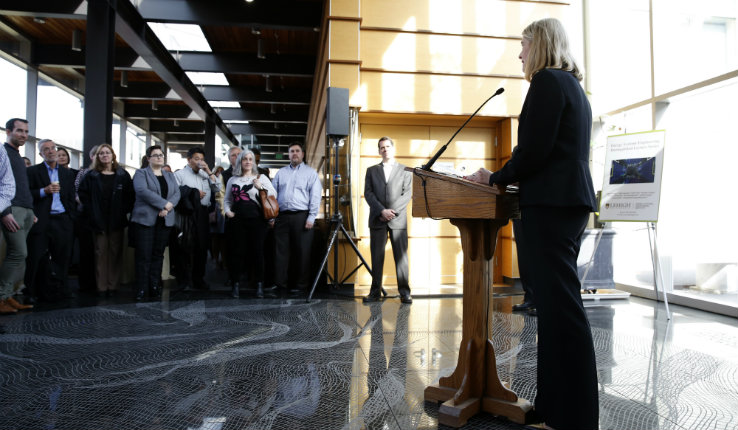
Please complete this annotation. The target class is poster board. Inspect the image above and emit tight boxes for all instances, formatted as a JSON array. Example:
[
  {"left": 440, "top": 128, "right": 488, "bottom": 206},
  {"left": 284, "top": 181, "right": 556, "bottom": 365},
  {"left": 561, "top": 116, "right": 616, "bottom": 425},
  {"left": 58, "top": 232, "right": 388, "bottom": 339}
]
[{"left": 599, "top": 130, "right": 665, "bottom": 222}]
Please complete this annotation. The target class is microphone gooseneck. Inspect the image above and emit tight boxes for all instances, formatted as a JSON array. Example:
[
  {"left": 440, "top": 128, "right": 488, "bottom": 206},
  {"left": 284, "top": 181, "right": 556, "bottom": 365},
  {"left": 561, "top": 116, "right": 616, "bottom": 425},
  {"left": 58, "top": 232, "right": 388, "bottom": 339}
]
[{"left": 421, "top": 88, "right": 505, "bottom": 171}]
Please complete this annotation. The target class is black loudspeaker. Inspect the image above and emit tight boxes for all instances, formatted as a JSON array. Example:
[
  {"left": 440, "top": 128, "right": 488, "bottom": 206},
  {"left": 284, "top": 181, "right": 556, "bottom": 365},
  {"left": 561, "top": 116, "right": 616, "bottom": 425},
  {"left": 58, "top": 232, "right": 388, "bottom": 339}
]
[{"left": 326, "top": 87, "right": 349, "bottom": 136}]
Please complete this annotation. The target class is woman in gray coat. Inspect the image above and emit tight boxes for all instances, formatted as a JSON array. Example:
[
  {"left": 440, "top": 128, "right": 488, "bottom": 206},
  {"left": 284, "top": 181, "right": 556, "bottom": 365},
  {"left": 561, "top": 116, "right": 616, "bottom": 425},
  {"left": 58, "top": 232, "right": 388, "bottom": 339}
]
[{"left": 131, "top": 145, "right": 180, "bottom": 300}]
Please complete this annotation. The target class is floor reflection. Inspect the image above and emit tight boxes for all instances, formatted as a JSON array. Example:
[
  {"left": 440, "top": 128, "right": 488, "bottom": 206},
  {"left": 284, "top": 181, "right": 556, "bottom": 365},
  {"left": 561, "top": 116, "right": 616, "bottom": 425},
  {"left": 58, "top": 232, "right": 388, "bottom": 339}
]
[{"left": 0, "top": 296, "right": 736, "bottom": 429}]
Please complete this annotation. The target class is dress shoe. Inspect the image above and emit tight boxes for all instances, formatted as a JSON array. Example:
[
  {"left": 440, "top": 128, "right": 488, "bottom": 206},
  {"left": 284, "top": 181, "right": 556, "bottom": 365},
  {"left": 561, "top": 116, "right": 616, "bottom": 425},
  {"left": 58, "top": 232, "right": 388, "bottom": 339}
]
[
  {"left": 362, "top": 292, "right": 382, "bottom": 303},
  {"left": 6, "top": 297, "right": 33, "bottom": 310},
  {"left": 512, "top": 301, "right": 535, "bottom": 312},
  {"left": 0, "top": 300, "right": 19, "bottom": 314},
  {"left": 255, "top": 282, "right": 264, "bottom": 298},
  {"left": 400, "top": 294, "right": 413, "bottom": 304},
  {"left": 527, "top": 307, "right": 538, "bottom": 317}
]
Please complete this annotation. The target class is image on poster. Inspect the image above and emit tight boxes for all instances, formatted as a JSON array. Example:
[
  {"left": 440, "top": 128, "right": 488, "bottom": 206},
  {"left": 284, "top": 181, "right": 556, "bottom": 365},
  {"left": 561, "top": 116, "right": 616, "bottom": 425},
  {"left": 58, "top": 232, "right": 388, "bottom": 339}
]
[{"left": 599, "top": 130, "right": 665, "bottom": 222}]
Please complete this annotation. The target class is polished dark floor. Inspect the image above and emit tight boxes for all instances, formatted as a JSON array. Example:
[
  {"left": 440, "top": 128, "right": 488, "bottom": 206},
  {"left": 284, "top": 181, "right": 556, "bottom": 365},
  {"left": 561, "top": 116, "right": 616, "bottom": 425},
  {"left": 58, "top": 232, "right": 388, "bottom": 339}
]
[{"left": 1, "top": 284, "right": 737, "bottom": 430}]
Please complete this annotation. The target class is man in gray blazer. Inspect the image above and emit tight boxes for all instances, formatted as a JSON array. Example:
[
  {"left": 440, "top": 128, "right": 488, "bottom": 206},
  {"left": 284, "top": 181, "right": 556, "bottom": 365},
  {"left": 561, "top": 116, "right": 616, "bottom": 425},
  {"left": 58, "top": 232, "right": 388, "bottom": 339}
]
[{"left": 363, "top": 137, "right": 413, "bottom": 304}]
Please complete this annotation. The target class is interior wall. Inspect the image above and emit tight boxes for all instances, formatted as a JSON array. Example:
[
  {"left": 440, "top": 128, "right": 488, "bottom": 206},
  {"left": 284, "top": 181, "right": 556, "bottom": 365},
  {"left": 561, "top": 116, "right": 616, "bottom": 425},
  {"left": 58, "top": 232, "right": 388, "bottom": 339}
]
[{"left": 312, "top": 0, "right": 580, "bottom": 286}]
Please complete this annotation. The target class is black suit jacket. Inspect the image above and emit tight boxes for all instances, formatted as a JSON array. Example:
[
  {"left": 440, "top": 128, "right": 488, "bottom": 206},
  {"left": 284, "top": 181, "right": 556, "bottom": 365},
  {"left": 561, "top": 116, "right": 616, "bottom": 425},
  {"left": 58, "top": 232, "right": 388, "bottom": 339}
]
[
  {"left": 489, "top": 68, "right": 597, "bottom": 210},
  {"left": 27, "top": 162, "right": 76, "bottom": 232}
]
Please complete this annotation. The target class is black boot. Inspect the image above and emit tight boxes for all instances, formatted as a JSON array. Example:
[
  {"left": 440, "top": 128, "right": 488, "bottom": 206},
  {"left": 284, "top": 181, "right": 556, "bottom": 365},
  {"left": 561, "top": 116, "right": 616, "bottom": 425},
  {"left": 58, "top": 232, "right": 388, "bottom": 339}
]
[
  {"left": 150, "top": 285, "right": 161, "bottom": 299},
  {"left": 256, "top": 282, "right": 264, "bottom": 298},
  {"left": 231, "top": 282, "right": 240, "bottom": 299},
  {"left": 135, "top": 290, "right": 145, "bottom": 301}
]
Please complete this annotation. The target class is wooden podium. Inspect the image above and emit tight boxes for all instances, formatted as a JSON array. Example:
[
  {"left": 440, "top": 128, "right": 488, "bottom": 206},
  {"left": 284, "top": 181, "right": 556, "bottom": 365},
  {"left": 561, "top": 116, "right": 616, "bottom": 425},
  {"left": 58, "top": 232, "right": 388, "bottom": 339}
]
[{"left": 408, "top": 168, "right": 532, "bottom": 427}]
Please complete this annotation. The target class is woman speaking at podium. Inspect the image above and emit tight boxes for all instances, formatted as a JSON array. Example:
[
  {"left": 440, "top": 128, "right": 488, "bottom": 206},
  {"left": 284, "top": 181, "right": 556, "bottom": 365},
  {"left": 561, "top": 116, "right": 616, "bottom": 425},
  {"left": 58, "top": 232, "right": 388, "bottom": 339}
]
[{"left": 465, "top": 18, "right": 599, "bottom": 430}]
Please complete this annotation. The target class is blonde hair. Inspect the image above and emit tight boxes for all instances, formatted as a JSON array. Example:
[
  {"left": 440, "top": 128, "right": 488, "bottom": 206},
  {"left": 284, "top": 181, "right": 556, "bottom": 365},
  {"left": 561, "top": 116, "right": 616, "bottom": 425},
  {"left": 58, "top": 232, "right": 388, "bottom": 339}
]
[
  {"left": 90, "top": 143, "right": 120, "bottom": 172},
  {"left": 522, "top": 18, "right": 582, "bottom": 82}
]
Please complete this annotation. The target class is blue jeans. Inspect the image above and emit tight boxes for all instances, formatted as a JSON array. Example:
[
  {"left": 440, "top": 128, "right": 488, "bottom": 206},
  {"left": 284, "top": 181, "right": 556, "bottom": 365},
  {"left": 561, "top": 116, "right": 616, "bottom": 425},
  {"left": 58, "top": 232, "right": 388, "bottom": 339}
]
[{"left": 0, "top": 206, "right": 35, "bottom": 299}]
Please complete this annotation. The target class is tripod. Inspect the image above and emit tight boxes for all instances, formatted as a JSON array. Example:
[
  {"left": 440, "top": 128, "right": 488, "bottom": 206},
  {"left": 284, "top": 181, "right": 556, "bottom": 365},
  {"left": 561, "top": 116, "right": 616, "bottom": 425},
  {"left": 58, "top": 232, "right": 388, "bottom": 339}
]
[{"left": 307, "top": 136, "right": 375, "bottom": 302}]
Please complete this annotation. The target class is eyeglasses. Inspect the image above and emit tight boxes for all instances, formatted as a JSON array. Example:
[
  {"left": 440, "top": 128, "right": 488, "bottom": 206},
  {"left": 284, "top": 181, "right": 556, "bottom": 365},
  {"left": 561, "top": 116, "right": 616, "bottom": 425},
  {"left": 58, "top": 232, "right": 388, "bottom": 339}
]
[{"left": 149, "top": 154, "right": 165, "bottom": 158}]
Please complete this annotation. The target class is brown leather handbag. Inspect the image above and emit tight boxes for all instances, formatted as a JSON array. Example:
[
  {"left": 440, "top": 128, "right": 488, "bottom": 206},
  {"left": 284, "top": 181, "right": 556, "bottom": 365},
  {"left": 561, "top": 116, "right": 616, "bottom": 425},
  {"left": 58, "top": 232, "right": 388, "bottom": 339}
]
[{"left": 259, "top": 189, "right": 279, "bottom": 219}]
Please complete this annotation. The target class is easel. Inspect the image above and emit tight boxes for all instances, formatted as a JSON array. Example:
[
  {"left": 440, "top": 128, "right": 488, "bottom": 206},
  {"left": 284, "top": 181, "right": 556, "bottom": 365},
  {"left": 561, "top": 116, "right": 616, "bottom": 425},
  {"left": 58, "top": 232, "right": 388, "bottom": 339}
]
[
  {"left": 306, "top": 135, "right": 373, "bottom": 303},
  {"left": 580, "top": 222, "right": 671, "bottom": 319}
]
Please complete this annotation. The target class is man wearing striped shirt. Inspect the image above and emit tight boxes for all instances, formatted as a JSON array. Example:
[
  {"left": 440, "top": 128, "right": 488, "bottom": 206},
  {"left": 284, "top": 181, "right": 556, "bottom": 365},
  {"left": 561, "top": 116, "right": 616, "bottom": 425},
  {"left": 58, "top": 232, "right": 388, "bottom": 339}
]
[{"left": 0, "top": 143, "right": 15, "bottom": 214}]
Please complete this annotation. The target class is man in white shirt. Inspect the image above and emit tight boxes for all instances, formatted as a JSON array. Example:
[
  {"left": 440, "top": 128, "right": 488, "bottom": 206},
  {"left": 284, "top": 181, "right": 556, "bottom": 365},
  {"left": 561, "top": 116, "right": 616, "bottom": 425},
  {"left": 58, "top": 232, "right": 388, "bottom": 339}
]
[
  {"left": 363, "top": 137, "right": 413, "bottom": 304},
  {"left": 173, "top": 146, "right": 221, "bottom": 290}
]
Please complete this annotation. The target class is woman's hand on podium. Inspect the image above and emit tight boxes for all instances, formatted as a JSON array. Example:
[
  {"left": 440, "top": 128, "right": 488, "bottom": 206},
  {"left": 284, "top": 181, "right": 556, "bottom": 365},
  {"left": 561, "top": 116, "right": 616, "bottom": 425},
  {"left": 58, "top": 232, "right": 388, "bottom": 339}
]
[{"left": 464, "top": 168, "right": 493, "bottom": 185}]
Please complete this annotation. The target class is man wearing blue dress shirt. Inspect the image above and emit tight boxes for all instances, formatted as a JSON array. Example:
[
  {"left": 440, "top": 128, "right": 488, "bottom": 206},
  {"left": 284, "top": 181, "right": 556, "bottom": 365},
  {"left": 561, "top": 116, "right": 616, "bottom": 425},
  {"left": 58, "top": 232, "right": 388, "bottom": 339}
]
[
  {"left": 25, "top": 139, "right": 76, "bottom": 302},
  {"left": 271, "top": 142, "right": 322, "bottom": 293}
]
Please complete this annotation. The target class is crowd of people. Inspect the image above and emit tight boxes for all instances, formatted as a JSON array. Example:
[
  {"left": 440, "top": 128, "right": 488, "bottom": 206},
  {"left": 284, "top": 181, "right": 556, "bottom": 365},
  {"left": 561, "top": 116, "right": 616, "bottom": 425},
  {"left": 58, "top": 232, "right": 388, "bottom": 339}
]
[{"left": 0, "top": 120, "right": 323, "bottom": 313}]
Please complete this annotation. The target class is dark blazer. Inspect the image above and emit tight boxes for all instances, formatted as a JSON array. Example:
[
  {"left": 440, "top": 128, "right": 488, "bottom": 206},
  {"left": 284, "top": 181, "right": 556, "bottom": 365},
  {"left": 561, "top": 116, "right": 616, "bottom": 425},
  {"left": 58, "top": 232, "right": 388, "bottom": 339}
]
[
  {"left": 489, "top": 68, "right": 597, "bottom": 210},
  {"left": 26, "top": 162, "right": 76, "bottom": 232},
  {"left": 78, "top": 167, "right": 135, "bottom": 233},
  {"left": 364, "top": 162, "right": 412, "bottom": 229},
  {"left": 131, "top": 166, "right": 181, "bottom": 227}
]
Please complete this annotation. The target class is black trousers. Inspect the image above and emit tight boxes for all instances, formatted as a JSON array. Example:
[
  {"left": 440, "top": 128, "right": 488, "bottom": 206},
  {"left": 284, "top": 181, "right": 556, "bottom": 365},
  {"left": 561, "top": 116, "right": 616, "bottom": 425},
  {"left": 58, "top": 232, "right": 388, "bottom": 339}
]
[
  {"left": 133, "top": 222, "right": 170, "bottom": 294},
  {"left": 518, "top": 206, "right": 599, "bottom": 430},
  {"left": 174, "top": 206, "right": 210, "bottom": 287},
  {"left": 25, "top": 213, "right": 74, "bottom": 299},
  {"left": 512, "top": 218, "right": 534, "bottom": 304},
  {"left": 273, "top": 211, "right": 313, "bottom": 290},
  {"left": 369, "top": 226, "right": 410, "bottom": 296},
  {"left": 225, "top": 216, "right": 267, "bottom": 283}
]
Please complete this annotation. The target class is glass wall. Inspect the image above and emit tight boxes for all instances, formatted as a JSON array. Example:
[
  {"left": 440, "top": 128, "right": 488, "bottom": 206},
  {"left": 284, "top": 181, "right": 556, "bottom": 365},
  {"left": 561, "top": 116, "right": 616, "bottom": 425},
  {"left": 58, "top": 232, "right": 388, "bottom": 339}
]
[
  {"left": 652, "top": 0, "right": 737, "bottom": 94},
  {"left": 0, "top": 57, "right": 27, "bottom": 127},
  {"left": 36, "top": 79, "right": 84, "bottom": 151},
  {"left": 586, "top": 0, "right": 738, "bottom": 314}
]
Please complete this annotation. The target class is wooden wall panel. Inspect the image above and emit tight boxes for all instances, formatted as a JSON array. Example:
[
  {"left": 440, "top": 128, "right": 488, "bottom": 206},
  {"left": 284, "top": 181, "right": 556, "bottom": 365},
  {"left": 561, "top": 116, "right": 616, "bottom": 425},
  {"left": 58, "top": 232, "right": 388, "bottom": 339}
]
[
  {"left": 360, "top": 31, "right": 523, "bottom": 76},
  {"left": 359, "top": 71, "right": 524, "bottom": 115},
  {"left": 360, "top": 0, "right": 569, "bottom": 36}
]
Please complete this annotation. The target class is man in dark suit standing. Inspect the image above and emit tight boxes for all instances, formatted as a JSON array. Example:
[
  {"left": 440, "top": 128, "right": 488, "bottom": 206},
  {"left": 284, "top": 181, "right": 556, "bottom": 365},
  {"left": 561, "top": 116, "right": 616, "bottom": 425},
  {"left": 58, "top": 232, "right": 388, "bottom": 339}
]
[
  {"left": 363, "top": 136, "right": 413, "bottom": 304},
  {"left": 25, "top": 139, "right": 76, "bottom": 301}
]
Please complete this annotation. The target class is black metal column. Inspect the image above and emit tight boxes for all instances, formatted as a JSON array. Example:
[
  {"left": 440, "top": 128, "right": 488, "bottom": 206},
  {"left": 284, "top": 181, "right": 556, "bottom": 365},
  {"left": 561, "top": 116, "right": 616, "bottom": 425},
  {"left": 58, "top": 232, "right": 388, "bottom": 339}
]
[
  {"left": 204, "top": 116, "right": 216, "bottom": 168},
  {"left": 82, "top": 0, "right": 116, "bottom": 167}
]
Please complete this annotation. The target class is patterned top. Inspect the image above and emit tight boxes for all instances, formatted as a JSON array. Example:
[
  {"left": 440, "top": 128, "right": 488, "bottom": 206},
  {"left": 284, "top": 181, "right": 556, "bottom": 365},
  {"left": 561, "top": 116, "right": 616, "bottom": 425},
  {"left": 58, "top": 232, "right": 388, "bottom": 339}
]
[
  {"left": 0, "top": 145, "right": 15, "bottom": 214},
  {"left": 224, "top": 174, "right": 276, "bottom": 218}
]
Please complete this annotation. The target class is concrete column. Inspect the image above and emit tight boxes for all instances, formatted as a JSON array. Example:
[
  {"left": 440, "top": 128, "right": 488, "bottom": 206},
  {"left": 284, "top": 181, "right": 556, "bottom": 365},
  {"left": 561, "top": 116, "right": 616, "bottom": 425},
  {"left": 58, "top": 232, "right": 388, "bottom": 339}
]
[
  {"left": 204, "top": 117, "right": 216, "bottom": 168},
  {"left": 25, "top": 66, "right": 38, "bottom": 162}
]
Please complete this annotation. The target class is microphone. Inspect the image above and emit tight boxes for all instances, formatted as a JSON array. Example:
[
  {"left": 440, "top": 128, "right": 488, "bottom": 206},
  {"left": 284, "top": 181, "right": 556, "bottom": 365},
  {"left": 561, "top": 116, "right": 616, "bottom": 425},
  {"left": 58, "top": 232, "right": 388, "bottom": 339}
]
[{"left": 422, "top": 87, "right": 505, "bottom": 171}]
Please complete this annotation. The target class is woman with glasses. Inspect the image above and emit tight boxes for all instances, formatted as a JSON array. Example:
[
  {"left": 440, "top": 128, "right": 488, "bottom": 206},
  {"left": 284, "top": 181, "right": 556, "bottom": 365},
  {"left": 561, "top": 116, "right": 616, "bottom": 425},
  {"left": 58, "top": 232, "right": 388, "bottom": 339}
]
[
  {"left": 78, "top": 144, "right": 134, "bottom": 297},
  {"left": 223, "top": 150, "right": 276, "bottom": 298},
  {"left": 130, "top": 146, "right": 180, "bottom": 300}
]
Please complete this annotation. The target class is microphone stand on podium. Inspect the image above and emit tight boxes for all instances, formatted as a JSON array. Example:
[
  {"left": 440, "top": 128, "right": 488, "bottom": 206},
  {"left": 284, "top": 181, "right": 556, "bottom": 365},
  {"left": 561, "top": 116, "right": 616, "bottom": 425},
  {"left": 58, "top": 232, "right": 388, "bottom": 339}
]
[{"left": 306, "top": 134, "right": 373, "bottom": 303}]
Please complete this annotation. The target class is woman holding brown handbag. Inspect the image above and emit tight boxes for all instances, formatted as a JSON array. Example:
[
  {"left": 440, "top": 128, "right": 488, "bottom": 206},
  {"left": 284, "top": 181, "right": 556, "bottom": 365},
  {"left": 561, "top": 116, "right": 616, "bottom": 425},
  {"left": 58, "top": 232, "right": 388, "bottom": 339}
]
[{"left": 223, "top": 149, "right": 276, "bottom": 298}]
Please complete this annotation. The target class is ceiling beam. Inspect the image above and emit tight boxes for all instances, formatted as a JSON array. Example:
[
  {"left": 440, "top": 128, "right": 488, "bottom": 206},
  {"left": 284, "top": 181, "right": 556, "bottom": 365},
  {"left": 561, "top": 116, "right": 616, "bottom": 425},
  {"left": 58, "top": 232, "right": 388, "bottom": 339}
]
[
  {"left": 227, "top": 123, "right": 306, "bottom": 136},
  {"left": 0, "top": 0, "right": 87, "bottom": 19},
  {"left": 33, "top": 44, "right": 150, "bottom": 70},
  {"left": 124, "top": 103, "right": 195, "bottom": 120},
  {"left": 202, "top": 85, "right": 310, "bottom": 105},
  {"left": 217, "top": 108, "right": 307, "bottom": 123},
  {"left": 136, "top": 0, "right": 321, "bottom": 30},
  {"left": 150, "top": 119, "right": 203, "bottom": 133},
  {"left": 178, "top": 52, "right": 314, "bottom": 77},
  {"left": 114, "top": 81, "right": 179, "bottom": 100}
]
